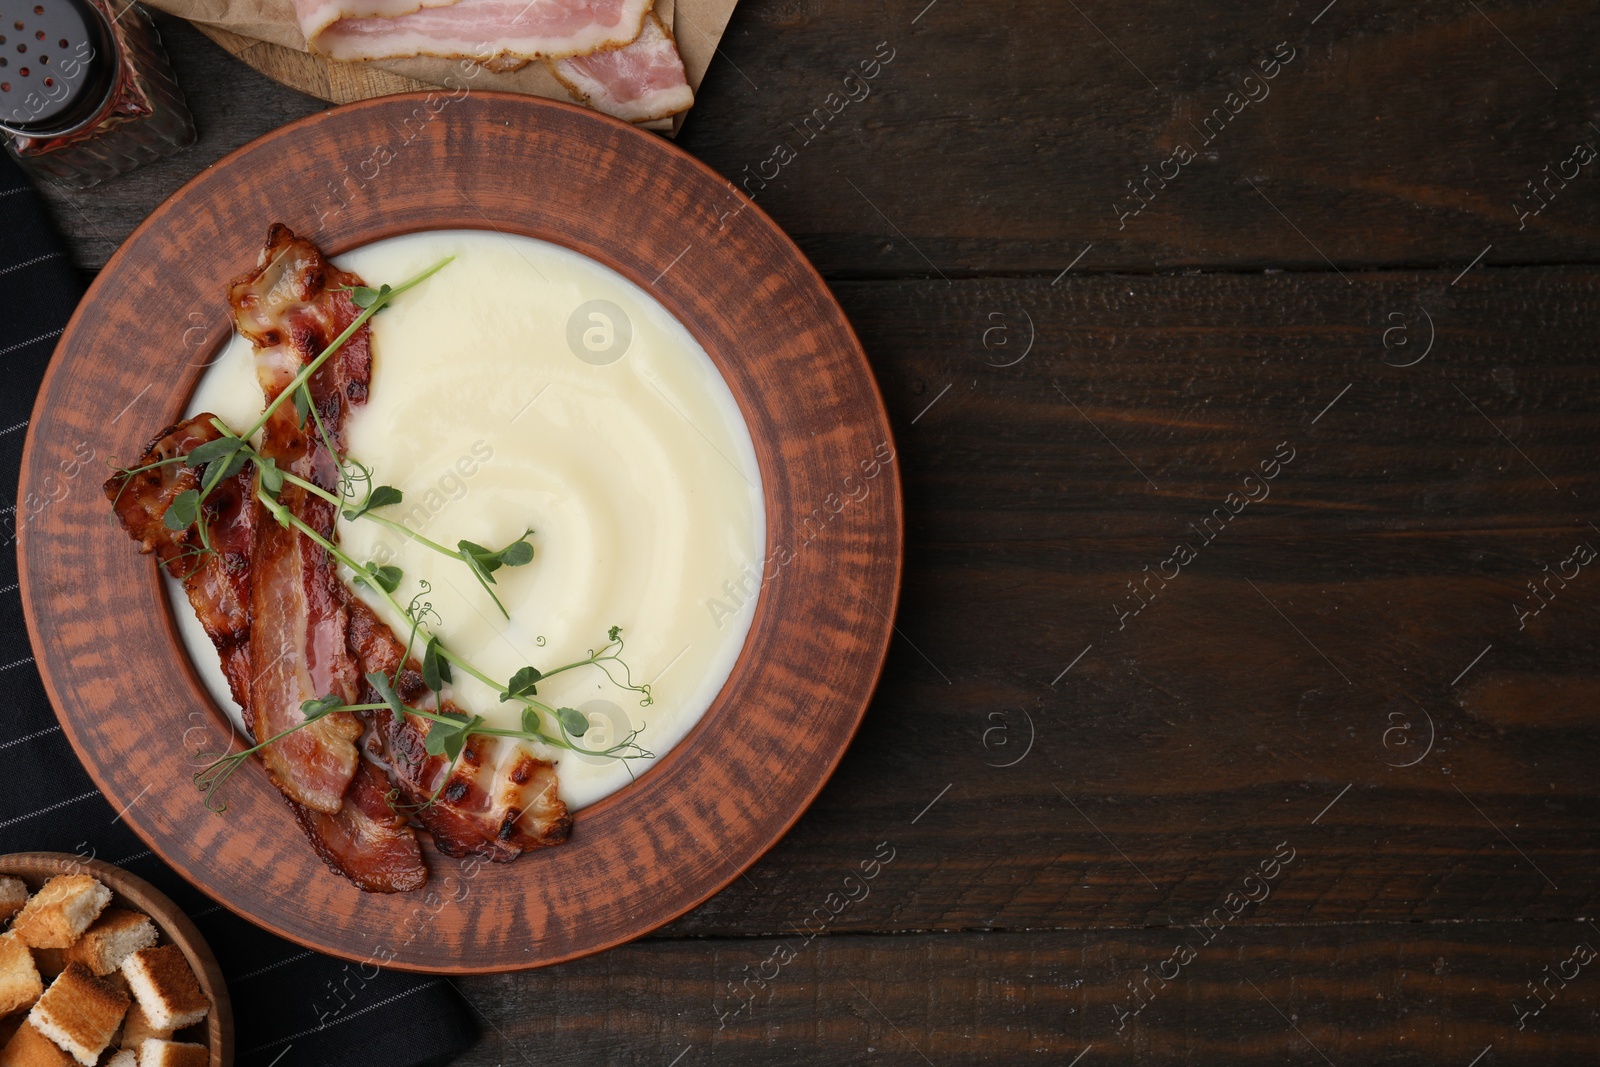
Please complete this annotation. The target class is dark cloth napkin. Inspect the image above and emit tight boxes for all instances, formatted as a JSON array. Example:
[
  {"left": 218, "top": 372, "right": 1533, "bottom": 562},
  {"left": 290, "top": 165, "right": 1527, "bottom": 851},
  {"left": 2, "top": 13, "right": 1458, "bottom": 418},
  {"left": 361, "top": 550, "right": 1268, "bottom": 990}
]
[{"left": 0, "top": 155, "right": 478, "bottom": 1067}]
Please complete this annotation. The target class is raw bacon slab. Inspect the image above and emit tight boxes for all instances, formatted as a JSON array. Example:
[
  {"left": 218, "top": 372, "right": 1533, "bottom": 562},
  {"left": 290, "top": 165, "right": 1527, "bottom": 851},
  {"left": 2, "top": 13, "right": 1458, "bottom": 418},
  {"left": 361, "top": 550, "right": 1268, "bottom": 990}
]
[
  {"left": 291, "top": 0, "right": 458, "bottom": 52},
  {"left": 228, "top": 224, "right": 372, "bottom": 816},
  {"left": 551, "top": 11, "right": 693, "bottom": 122},
  {"left": 309, "top": 0, "right": 651, "bottom": 64}
]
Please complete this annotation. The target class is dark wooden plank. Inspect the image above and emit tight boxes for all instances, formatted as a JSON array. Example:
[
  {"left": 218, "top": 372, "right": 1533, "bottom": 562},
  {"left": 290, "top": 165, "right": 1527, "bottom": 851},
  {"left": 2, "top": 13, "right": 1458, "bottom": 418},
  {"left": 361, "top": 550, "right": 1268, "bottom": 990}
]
[
  {"left": 690, "top": 0, "right": 1600, "bottom": 275},
  {"left": 640, "top": 267, "right": 1600, "bottom": 937},
  {"left": 451, "top": 924, "right": 1600, "bottom": 1064},
  {"left": 40, "top": 2, "right": 1600, "bottom": 274}
]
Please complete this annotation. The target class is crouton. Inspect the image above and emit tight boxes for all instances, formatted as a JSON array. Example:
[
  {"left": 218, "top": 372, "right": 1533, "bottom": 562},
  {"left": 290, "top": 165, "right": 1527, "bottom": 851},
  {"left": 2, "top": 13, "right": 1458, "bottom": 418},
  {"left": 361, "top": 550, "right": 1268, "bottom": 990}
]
[
  {"left": 102, "top": 1052, "right": 136, "bottom": 1067},
  {"left": 11, "top": 880, "right": 110, "bottom": 951},
  {"left": 135, "top": 1039, "right": 208, "bottom": 1067},
  {"left": 0, "top": 880, "right": 28, "bottom": 926},
  {"left": 118, "top": 948, "right": 206, "bottom": 1033},
  {"left": 25, "top": 964, "right": 128, "bottom": 1067},
  {"left": 0, "top": 933, "right": 42, "bottom": 1015},
  {"left": 0, "top": 1023, "right": 73, "bottom": 1067},
  {"left": 59, "top": 913, "right": 154, "bottom": 979},
  {"left": 118, "top": 1002, "right": 171, "bottom": 1051}
]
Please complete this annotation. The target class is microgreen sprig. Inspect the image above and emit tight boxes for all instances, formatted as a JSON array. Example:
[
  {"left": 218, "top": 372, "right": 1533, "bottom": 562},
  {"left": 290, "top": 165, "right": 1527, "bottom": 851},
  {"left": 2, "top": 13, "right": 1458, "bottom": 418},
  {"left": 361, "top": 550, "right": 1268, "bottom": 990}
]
[
  {"left": 193, "top": 698, "right": 342, "bottom": 813},
  {"left": 241, "top": 258, "right": 450, "bottom": 445},
  {"left": 259, "top": 460, "right": 533, "bottom": 618},
  {"left": 254, "top": 483, "right": 650, "bottom": 754},
  {"left": 162, "top": 252, "right": 657, "bottom": 818}
]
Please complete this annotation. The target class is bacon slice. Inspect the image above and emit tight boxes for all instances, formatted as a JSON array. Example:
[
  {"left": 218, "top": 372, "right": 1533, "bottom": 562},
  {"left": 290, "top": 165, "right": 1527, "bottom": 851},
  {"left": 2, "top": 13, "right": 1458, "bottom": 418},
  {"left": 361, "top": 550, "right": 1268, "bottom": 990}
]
[
  {"left": 291, "top": 0, "right": 458, "bottom": 52},
  {"left": 105, "top": 415, "right": 428, "bottom": 894},
  {"left": 308, "top": 0, "right": 651, "bottom": 64},
  {"left": 346, "top": 598, "right": 571, "bottom": 859},
  {"left": 104, "top": 416, "right": 256, "bottom": 715},
  {"left": 551, "top": 11, "right": 693, "bottom": 122},
  {"left": 228, "top": 224, "right": 372, "bottom": 816},
  {"left": 292, "top": 760, "right": 428, "bottom": 893}
]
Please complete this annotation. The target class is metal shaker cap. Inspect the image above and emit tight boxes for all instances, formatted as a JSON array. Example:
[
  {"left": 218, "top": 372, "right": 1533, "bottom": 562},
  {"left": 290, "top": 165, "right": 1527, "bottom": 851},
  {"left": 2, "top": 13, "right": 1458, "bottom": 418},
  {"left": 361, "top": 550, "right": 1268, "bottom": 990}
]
[{"left": 0, "top": 0, "right": 115, "bottom": 136}]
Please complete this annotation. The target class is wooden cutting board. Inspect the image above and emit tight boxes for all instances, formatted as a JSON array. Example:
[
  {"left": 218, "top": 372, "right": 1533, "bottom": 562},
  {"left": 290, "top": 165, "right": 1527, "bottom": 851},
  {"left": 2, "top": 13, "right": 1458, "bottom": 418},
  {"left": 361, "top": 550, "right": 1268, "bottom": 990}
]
[
  {"left": 184, "top": 0, "right": 711, "bottom": 134},
  {"left": 194, "top": 24, "right": 433, "bottom": 103}
]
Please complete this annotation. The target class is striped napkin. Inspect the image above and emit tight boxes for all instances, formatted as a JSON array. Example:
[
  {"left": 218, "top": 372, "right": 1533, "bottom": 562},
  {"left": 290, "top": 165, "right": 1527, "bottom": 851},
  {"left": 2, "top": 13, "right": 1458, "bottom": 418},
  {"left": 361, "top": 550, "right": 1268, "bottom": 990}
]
[{"left": 0, "top": 154, "right": 479, "bottom": 1067}]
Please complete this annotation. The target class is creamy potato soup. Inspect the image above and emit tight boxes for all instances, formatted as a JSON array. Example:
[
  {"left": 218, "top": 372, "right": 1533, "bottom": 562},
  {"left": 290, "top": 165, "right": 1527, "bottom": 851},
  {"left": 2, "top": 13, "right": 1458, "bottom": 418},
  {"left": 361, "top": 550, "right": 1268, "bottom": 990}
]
[{"left": 175, "top": 230, "right": 765, "bottom": 809}]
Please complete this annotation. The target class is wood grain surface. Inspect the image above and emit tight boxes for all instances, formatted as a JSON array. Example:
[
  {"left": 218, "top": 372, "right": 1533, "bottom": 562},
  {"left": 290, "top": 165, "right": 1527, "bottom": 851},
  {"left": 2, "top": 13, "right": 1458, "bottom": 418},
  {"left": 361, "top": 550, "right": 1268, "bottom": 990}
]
[
  {"left": 0, "top": 852, "right": 234, "bottom": 1065},
  {"left": 192, "top": 23, "right": 433, "bottom": 103},
  {"left": 42, "top": 3, "right": 1600, "bottom": 274},
  {"left": 18, "top": 93, "right": 901, "bottom": 972},
  {"left": 25, "top": 0, "right": 1600, "bottom": 1062},
  {"left": 453, "top": 924, "right": 1600, "bottom": 1065}
]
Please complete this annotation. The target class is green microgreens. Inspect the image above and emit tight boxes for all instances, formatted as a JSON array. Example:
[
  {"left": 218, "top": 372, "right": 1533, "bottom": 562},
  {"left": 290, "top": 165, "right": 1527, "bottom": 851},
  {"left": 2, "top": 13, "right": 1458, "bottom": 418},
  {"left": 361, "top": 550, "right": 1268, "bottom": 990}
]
[
  {"left": 162, "top": 489, "right": 200, "bottom": 531},
  {"left": 193, "top": 697, "right": 342, "bottom": 813},
  {"left": 257, "top": 456, "right": 285, "bottom": 495},
  {"left": 264, "top": 459, "right": 533, "bottom": 618},
  {"left": 184, "top": 434, "right": 246, "bottom": 471},
  {"left": 344, "top": 483, "right": 402, "bottom": 521},
  {"left": 501, "top": 665, "right": 541, "bottom": 702},
  {"left": 421, "top": 635, "right": 451, "bottom": 691},
  {"left": 154, "top": 253, "right": 655, "bottom": 814},
  {"left": 424, "top": 709, "right": 482, "bottom": 762},
  {"left": 366, "top": 670, "right": 410, "bottom": 724},
  {"left": 337, "top": 282, "right": 393, "bottom": 309},
  {"left": 254, "top": 482, "right": 651, "bottom": 764},
  {"left": 239, "top": 259, "right": 449, "bottom": 445},
  {"left": 353, "top": 561, "right": 402, "bottom": 594},
  {"left": 454, "top": 532, "right": 536, "bottom": 617},
  {"left": 553, "top": 706, "right": 590, "bottom": 737}
]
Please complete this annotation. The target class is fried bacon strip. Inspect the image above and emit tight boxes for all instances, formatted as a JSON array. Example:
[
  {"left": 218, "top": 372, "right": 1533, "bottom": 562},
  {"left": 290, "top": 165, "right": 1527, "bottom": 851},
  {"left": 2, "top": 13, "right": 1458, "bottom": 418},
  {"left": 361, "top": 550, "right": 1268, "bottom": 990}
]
[
  {"left": 110, "top": 224, "right": 575, "bottom": 892},
  {"left": 105, "top": 417, "right": 426, "bottom": 894},
  {"left": 104, "top": 417, "right": 255, "bottom": 714},
  {"left": 227, "top": 224, "right": 372, "bottom": 816},
  {"left": 346, "top": 598, "right": 571, "bottom": 859},
  {"left": 292, "top": 760, "right": 428, "bottom": 893}
]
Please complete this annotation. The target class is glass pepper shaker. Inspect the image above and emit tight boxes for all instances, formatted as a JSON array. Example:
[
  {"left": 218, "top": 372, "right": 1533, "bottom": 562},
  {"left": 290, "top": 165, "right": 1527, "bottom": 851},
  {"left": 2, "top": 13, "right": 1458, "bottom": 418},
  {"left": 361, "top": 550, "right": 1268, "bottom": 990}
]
[{"left": 0, "top": 0, "right": 194, "bottom": 188}]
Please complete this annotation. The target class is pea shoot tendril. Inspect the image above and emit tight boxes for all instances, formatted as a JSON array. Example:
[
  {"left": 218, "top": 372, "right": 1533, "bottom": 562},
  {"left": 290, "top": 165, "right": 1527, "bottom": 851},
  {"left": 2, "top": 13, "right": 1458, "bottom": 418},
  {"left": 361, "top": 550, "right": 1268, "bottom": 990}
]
[{"left": 109, "top": 256, "right": 656, "bottom": 815}]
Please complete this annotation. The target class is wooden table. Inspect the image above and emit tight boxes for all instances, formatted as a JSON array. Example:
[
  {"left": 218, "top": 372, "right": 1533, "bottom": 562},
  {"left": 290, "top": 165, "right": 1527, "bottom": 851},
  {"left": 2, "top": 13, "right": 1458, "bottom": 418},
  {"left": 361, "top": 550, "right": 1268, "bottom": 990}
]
[{"left": 40, "top": 3, "right": 1600, "bottom": 1063}]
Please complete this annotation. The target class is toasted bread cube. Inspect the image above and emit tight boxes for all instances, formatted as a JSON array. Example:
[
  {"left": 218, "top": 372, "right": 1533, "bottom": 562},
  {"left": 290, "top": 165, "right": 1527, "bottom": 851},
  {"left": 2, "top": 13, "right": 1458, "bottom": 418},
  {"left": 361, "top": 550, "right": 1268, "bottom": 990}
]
[
  {"left": 118, "top": 948, "right": 206, "bottom": 1033},
  {"left": 59, "top": 913, "right": 154, "bottom": 979},
  {"left": 11, "top": 879, "right": 110, "bottom": 951},
  {"left": 0, "top": 879, "right": 28, "bottom": 925},
  {"left": 136, "top": 1039, "right": 207, "bottom": 1067},
  {"left": 0, "top": 1023, "right": 74, "bottom": 1067},
  {"left": 118, "top": 1002, "right": 171, "bottom": 1051},
  {"left": 0, "top": 932, "right": 43, "bottom": 1015},
  {"left": 103, "top": 1052, "right": 136, "bottom": 1067},
  {"left": 26, "top": 964, "right": 128, "bottom": 1067}
]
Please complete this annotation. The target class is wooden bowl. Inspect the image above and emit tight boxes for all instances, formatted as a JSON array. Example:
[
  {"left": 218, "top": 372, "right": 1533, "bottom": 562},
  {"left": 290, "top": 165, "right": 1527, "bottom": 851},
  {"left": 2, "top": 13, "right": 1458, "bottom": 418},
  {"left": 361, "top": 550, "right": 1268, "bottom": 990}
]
[
  {"left": 0, "top": 852, "right": 233, "bottom": 1066},
  {"left": 19, "top": 93, "right": 902, "bottom": 972}
]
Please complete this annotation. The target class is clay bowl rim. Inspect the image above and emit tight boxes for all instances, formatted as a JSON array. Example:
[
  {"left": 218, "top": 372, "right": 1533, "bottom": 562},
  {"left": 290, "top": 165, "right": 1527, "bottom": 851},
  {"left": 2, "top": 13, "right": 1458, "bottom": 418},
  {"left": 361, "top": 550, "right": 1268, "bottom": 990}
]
[{"left": 18, "top": 91, "right": 904, "bottom": 973}]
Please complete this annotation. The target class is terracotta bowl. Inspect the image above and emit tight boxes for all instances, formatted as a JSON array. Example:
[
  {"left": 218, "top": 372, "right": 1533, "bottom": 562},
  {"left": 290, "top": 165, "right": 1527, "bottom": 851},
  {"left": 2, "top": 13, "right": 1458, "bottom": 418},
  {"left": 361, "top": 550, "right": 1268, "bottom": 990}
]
[
  {"left": 20, "top": 92, "right": 902, "bottom": 971},
  {"left": 0, "top": 852, "right": 233, "bottom": 1066}
]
